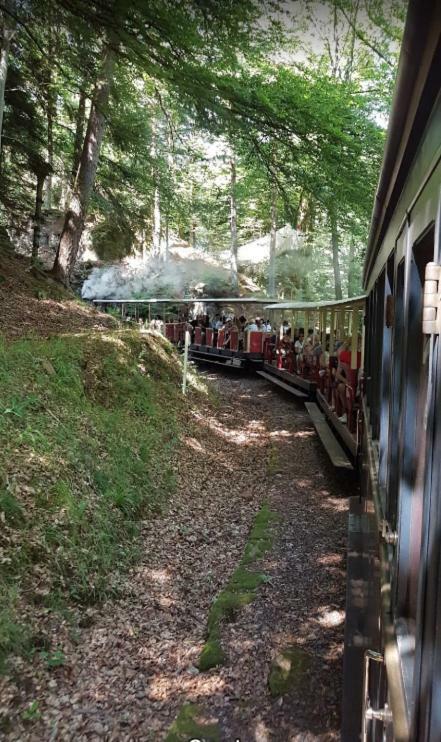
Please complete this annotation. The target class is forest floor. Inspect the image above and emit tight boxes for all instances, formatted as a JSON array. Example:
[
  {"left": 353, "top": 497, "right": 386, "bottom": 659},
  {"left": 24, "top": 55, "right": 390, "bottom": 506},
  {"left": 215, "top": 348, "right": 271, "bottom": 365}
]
[
  {"left": 0, "top": 251, "right": 117, "bottom": 338},
  {"left": 1, "top": 362, "right": 350, "bottom": 741}
]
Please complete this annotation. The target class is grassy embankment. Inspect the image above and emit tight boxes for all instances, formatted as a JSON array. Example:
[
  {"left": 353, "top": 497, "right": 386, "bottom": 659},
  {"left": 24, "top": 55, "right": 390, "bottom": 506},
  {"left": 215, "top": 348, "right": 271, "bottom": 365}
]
[{"left": 0, "top": 329, "right": 188, "bottom": 671}]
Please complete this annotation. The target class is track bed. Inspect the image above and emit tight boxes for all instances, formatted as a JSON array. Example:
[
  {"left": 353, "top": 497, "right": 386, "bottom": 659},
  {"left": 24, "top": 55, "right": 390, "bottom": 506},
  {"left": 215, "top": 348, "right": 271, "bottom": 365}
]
[{"left": 2, "top": 374, "right": 350, "bottom": 741}]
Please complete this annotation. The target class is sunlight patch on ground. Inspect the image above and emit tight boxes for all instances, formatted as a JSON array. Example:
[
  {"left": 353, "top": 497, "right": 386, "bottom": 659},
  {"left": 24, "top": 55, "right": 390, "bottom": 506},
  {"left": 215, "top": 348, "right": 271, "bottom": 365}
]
[
  {"left": 316, "top": 607, "right": 345, "bottom": 629},
  {"left": 254, "top": 718, "right": 271, "bottom": 742},
  {"left": 321, "top": 497, "right": 348, "bottom": 512},
  {"left": 317, "top": 553, "right": 344, "bottom": 566},
  {"left": 293, "top": 430, "right": 315, "bottom": 438},
  {"left": 268, "top": 429, "right": 293, "bottom": 439},
  {"left": 185, "top": 436, "right": 205, "bottom": 452}
]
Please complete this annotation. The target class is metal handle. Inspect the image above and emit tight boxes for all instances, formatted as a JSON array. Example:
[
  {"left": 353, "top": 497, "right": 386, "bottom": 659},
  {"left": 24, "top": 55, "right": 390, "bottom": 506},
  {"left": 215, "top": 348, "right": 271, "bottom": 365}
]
[{"left": 361, "top": 650, "right": 385, "bottom": 742}]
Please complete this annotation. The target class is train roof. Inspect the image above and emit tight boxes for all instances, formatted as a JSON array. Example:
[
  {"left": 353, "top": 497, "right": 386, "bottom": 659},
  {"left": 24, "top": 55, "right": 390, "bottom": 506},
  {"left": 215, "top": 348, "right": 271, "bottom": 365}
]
[
  {"left": 364, "top": 0, "right": 441, "bottom": 286},
  {"left": 92, "top": 297, "right": 275, "bottom": 305},
  {"left": 264, "top": 295, "right": 366, "bottom": 311}
]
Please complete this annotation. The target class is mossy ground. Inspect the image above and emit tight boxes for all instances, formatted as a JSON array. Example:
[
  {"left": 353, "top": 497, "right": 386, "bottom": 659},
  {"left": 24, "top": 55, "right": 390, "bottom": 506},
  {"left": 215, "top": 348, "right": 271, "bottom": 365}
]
[
  {"left": 0, "top": 330, "right": 188, "bottom": 671},
  {"left": 165, "top": 704, "right": 220, "bottom": 742},
  {"left": 268, "top": 645, "right": 312, "bottom": 697},
  {"left": 198, "top": 502, "right": 278, "bottom": 671}
]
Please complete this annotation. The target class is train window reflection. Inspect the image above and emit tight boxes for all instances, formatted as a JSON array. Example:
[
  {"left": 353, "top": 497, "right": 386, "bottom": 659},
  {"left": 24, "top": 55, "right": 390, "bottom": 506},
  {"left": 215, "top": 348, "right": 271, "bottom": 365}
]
[{"left": 396, "top": 226, "right": 434, "bottom": 623}]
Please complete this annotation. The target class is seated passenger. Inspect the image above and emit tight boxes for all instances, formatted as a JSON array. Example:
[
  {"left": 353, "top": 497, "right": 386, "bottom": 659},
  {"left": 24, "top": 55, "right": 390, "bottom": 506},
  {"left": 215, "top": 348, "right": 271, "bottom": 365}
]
[
  {"left": 222, "top": 319, "right": 234, "bottom": 348},
  {"left": 246, "top": 318, "right": 258, "bottom": 332},
  {"left": 335, "top": 340, "right": 361, "bottom": 423}
]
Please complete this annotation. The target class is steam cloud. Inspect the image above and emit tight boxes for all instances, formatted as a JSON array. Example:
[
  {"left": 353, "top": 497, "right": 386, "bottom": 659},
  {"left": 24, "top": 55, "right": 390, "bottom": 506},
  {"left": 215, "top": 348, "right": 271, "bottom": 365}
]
[{"left": 81, "top": 254, "right": 235, "bottom": 300}]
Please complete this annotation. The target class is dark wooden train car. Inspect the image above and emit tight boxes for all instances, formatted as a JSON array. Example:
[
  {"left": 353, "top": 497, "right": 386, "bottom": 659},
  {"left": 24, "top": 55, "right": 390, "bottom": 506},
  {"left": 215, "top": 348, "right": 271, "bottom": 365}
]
[{"left": 342, "top": 3, "right": 441, "bottom": 740}]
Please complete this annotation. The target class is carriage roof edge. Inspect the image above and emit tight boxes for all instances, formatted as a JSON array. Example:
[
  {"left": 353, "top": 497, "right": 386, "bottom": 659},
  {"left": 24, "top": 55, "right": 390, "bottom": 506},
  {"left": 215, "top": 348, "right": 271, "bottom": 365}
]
[{"left": 264, "top": 295, "right": 366, "bottom": 311}]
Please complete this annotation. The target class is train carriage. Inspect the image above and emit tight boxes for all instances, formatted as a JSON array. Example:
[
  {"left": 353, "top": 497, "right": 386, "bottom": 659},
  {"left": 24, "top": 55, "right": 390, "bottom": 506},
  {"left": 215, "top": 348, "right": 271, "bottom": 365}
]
[
  {"left": 260, "top": 296, "right": 366, "bottom": 470},
  {"left": 342, "top": 2, "right": 441, "bottom": 740}
]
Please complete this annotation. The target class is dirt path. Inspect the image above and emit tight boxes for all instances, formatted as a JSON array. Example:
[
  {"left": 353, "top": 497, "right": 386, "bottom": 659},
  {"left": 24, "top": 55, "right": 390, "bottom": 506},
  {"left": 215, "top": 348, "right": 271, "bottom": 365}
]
[{"left": 3, "top": 374, "right": 349, "bottom": 741}]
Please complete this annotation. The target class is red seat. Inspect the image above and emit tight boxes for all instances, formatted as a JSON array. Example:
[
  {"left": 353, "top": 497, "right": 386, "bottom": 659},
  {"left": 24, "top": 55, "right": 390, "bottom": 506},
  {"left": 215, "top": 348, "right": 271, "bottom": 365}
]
[
  {"left": 206, "top": 328, "right": 214, "bottom": 347},
  {"left": 194, "top": 327, "right": 202, "bottom": 345},
  {"left": 217, "top": 329, "right": 225, "bottom": 348},
  {"left": 247, "top": 331, "right": 264, "bottom": 353},
  {"left": 165, "top": 323, "right": 174, "bottom": 340},
  {"left": 230, "top": 330, "right": 239, "bottom": 351}
]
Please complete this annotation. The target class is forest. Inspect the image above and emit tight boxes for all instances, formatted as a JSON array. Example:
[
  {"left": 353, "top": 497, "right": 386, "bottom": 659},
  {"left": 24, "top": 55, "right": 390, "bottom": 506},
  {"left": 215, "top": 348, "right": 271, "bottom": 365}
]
[
  {"left": 0, "top": 0, "right": 405, "bottom": 300},
  {"left": 0, "top": 2, "right": 411, "bottom": 739}
]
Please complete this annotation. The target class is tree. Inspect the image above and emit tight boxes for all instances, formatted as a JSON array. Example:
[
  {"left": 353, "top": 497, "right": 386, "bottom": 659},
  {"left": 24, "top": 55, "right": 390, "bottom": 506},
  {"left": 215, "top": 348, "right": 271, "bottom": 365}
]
[
  {"left": 229, "top": 153, "right": 238, "bottom": 290},
  {"left": 52, "top": 41, "right": 116, "bottom": 283},
  {"left": 0, "top": 0, "right": 16, "bottom": 156}
]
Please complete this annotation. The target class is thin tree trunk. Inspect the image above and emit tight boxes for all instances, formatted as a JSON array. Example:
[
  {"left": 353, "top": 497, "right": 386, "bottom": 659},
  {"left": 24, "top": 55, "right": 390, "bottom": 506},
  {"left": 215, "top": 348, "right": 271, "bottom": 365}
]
[
  {"left": 32, "top": 174, "right": 46, "bottom": 264},
  {"left": 0, "top": 2, "right": 15, "bottom": 157},
  {"left": 230, "top": 155, "right": 238, "bottom": 290},
  {"left": 152, "top": 185, "right": 161, "bottom": 257},
  {"left": 330, "top": 208, "right": 343, "bottom": 300},
  {"left": 52, "top": 44, "right": 115, "bottom": 285},
  {"left": 44, "top": 19, "right": 55, "bottom": 210},
  {"left": 268, "top": 182, "right": 277, "bottom": 297},
  {"left": 347, "top": 236, "right": 356, "bottom": 297},
  {"left": 165, "top": 214, "right": 169, "bottom": 262},
  {"left": 71, "top": 88, "right": 86, "bottom": 187}
]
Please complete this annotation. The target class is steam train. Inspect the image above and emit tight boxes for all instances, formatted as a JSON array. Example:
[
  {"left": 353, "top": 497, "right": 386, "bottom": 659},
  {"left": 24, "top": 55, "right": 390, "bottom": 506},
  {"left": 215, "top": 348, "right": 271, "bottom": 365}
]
[{"left": 91, "top": 2, "right": 440, "bottom": 737}]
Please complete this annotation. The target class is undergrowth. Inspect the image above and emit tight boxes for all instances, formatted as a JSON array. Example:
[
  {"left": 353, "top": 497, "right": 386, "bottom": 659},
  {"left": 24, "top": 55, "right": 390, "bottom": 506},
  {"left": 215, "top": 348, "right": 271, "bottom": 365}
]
[{"left": 0, "top": 330, "right": 190, "bottom": 671}]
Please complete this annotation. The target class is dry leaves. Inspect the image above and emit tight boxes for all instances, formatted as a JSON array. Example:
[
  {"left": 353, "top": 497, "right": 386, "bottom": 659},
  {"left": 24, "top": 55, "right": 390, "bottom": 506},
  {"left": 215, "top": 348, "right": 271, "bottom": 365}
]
[{"left": 0, "top": 371, "right": 349, "bottom": 741}]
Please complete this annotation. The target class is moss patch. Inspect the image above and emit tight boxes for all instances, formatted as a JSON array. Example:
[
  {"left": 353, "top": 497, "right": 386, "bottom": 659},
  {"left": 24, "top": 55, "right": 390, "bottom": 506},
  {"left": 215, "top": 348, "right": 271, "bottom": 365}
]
[
  {"left": 198, "top": 502, "right": 277, "bottom": 671},
  {"left": 268, "top": 646, "right": 312, "bottom": 697},
  {"left": 165, "top": 704, "right": 220, "bottom": 742}
]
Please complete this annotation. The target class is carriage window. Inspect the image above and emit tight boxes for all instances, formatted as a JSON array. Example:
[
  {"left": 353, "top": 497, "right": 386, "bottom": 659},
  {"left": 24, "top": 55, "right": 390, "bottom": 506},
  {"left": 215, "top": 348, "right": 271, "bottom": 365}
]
[
  {"left": 396, "top": 226, "right": 434, "bottom": 623},
  {"left": 370, "top": 270, "right": 385, "bottom": 440},
  {"left": 387, "top": 258, "right": 405, "bottom": 529},
  {"left": 379, "top": 253, "right": 395, "bottom": 497}
]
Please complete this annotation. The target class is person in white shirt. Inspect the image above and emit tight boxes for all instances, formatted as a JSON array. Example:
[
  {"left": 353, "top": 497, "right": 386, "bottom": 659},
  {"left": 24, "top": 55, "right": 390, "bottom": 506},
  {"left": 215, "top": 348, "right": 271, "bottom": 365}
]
[{"left": 246, "top": 319, "right": 258, "bottom": 332}]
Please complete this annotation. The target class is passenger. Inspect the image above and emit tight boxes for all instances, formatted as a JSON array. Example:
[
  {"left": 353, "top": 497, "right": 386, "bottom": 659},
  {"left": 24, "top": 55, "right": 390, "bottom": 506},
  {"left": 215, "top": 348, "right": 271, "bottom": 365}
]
[
  {"left": 212, "top": 314, "right": 223, "bottom": 330},
  {"left": 222, "top": 319, "right": 234, "bottom": 348},
  {"left": 335, "top": 339, "right": 361, "bottom": 424},
  {"left": 246, "top": 318, "right": 258, "bottom": 332},
  {"left": 294, "top": 330, "right": 304, "bottom": 373},
  {"left": 282, "top": 319, "right": 290, "bottom": 336},
  {"left": 263, "top": 318, "right": 272, "bottom": 332}
]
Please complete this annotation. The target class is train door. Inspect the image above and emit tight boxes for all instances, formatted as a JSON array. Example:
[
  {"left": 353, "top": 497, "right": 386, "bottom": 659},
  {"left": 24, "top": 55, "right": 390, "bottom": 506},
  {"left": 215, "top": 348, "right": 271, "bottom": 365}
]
[{"left": 391, "top": 225, "right": 435, "bottom": 739}]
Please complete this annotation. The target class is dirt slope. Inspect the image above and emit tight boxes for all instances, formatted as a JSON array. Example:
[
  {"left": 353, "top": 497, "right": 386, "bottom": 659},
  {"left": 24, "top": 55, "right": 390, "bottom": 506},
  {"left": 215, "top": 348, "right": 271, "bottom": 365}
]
[{"left": 0, "top": 251, "right": 117, "bottom": 339}]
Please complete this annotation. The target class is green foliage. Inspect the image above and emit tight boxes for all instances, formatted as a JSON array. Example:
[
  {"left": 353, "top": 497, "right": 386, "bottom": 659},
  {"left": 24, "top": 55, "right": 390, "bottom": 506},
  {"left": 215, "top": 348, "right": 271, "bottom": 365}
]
[
  {"left": 0, "top": 331, "right": 183, "bottom": 670},
  {"left": 166, "top": 704, "right": 220, "bottom": 742},
  {"left": 40, "top": 648, "right": 65, "bottom": 669},
  {"left": 21, "top": 700, "right": 41, "bottom": 723},
  {"left": 268, "top": 645, "right": 312, "bottom": 697}
]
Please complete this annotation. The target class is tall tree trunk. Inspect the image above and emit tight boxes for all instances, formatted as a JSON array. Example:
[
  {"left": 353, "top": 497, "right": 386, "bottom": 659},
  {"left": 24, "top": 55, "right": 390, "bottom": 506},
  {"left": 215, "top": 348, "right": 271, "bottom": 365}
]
[
  {"left": 32, "top": 173, "right": 46, "bottom": 264},
  {"left": 152, "top": 185, "right": 161, "bottom": 257},
  {"left": 190, "top": 218, "right": 196, "bottom": 248},
  {"left": 230, "top": 155, "right": 238, "bottom": 290},
  {"left": 71, "top": 88, "right": 86, "bottom": 187},
  {"left": 165, "top": 213, "right": 169, "bottom": 262},
  {"left": 330, "top": 208, "right": 343, "bottom": 300},
  {"left": 52, "top": 44, "right": 115, "bottom": 285},
  {"left": 0, "top": 2, "right": 16, "bottom": 157},
  {"left": 268, "top": 182, "right": 277, "bottom": 297},
  {"left": 44, "top": 19, "right": 55, "bottom": 211},
  {"left": 347, "top": 236, "right": 356, "bottom": 297}
]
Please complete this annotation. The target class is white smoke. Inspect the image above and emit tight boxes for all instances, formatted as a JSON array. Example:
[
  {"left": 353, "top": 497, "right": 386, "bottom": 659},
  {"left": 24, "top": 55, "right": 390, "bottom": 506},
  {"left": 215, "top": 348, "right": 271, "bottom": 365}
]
[{"left": 81, "top": 254, "right": 234, "bottom": 300}]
